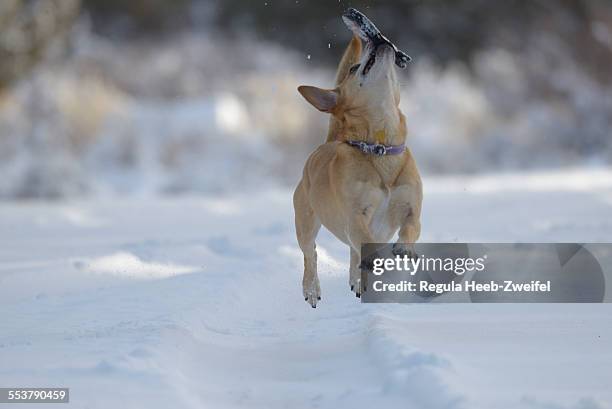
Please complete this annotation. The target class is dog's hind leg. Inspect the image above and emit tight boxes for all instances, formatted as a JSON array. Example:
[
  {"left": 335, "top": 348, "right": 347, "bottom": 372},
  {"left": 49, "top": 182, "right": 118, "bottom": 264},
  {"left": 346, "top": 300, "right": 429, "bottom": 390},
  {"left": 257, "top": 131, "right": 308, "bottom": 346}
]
[
  {"left": 347, "top": 211, "right": 377, "bottom": 298},
  {"left": 293, "top": 181, "right": 322, "bottom": 308}
]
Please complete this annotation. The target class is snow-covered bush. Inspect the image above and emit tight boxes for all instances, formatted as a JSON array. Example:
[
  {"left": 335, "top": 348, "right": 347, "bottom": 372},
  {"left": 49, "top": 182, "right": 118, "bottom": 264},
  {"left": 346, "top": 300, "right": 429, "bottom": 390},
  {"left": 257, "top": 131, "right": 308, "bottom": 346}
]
[{"left": 0, "top": 17, "right": 611, "bottom": 199}]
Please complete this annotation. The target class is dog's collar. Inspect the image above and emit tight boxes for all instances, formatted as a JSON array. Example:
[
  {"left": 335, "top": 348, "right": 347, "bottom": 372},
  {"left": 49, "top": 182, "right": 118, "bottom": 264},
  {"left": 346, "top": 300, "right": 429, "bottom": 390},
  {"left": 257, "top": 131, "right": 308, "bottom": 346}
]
[{"left": 345, "top": 140, "right": 405, "bottom": 156}]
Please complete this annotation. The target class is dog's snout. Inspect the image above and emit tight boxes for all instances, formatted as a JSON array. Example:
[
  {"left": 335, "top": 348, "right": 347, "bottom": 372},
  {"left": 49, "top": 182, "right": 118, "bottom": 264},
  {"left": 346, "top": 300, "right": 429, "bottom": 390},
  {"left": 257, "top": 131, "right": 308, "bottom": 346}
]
[
  {"left": 377, "top": 42, "right": 394, "bottom": 52},
  {"left": 342, "top": 8, "right": 412, "bottom": 70}
]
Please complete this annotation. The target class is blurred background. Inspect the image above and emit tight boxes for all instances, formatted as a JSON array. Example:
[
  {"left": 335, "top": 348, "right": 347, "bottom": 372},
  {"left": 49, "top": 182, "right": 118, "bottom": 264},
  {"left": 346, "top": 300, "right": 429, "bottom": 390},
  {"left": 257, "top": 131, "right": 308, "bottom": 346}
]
[{"left": 1, "top": 0, "right": 611, "bottom": 199}]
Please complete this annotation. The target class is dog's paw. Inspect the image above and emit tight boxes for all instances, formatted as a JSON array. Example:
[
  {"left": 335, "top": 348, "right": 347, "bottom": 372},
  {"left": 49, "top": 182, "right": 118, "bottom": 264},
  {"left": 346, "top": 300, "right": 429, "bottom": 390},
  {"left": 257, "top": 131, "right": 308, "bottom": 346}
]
[
  {"left": 349, "top": 276, "right": 364, "bottom": 298},
  {"left": 358, "top": 250, "right": 380, "bottom": 271},
  {"left": 392, "top": 243, "right": 418, "bottom": 260},
  {"left": 303, "top": 277, "right": 321, "bottom": 308}
]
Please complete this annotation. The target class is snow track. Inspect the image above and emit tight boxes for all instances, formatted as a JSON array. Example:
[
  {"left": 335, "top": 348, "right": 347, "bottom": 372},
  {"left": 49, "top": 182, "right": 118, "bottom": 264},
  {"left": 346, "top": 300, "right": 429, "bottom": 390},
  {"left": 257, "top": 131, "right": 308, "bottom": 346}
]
[{"left": 1, "top": 169, "right": 611, "bottom": 408}]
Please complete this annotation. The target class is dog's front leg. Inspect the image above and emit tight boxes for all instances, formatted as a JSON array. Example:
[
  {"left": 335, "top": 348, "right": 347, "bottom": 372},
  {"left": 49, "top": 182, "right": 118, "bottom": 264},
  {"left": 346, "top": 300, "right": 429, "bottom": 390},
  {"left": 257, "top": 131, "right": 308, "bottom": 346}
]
[
  {"left": 349, "top": 248, "right": 361, "bottom": 295},
  {"left": 390, "top": 168, "right": 423, "bottom": 259},
  {"left": 393, "top": 206, "right": 421, "bottom": 258}
]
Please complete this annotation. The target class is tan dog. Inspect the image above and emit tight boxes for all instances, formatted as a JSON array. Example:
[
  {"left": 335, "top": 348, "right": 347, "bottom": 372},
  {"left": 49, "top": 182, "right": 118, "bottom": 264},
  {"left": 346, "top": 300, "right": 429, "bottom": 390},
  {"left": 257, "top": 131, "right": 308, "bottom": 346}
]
[{"left": 294, "top": 11, "right": 422, "bottom": 307}]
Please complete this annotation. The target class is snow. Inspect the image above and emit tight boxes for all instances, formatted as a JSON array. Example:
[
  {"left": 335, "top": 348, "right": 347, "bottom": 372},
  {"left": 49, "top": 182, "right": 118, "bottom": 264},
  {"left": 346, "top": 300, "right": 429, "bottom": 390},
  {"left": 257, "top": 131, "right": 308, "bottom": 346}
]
[
  {"left": 82, "top": 252, "right": 197, "bottom": 280},
  {"left": 2, "top": 26, "right": 611, "bottom": 200},
  {"left": 1, "top": 168, "right": 612, "bottom": 409}
]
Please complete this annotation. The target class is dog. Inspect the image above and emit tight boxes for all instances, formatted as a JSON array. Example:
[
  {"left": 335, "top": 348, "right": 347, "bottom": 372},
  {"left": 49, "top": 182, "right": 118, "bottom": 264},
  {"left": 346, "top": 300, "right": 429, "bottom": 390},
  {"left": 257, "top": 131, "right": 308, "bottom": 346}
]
[{"left": 294, "top": 9, "right": 422, "bottom": 307}]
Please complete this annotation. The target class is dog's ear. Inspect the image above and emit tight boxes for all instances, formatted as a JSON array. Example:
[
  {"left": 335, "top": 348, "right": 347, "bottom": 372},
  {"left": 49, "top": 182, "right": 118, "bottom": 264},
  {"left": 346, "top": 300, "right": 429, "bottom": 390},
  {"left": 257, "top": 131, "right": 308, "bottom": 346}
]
[
  {"left": 297, "top": 86, "right": 338, "bottom": 113},
  {"left": 335, "top": 35, "right": 362, "bottom": 85}
]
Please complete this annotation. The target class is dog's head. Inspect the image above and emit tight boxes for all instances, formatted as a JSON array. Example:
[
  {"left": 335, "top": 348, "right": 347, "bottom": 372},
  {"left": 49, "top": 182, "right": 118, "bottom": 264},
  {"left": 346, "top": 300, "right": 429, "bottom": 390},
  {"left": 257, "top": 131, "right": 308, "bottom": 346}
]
[{"left": 298, "top": 9, "right": 410, "bottom": 143}]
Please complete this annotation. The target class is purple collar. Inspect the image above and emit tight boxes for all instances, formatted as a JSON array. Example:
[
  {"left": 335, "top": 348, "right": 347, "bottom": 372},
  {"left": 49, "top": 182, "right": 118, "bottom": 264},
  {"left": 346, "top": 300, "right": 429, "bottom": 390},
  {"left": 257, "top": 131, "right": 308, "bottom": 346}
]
[{"left": 346, "top": 140, "right": 405, "bottom": 156}]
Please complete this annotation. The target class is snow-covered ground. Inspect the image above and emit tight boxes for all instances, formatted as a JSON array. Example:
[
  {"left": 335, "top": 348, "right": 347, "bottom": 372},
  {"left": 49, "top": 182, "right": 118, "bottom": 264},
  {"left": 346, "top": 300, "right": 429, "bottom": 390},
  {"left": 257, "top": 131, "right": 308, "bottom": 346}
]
[{"left": 1, "top": 168, "right": 612, "bottom": 409}]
